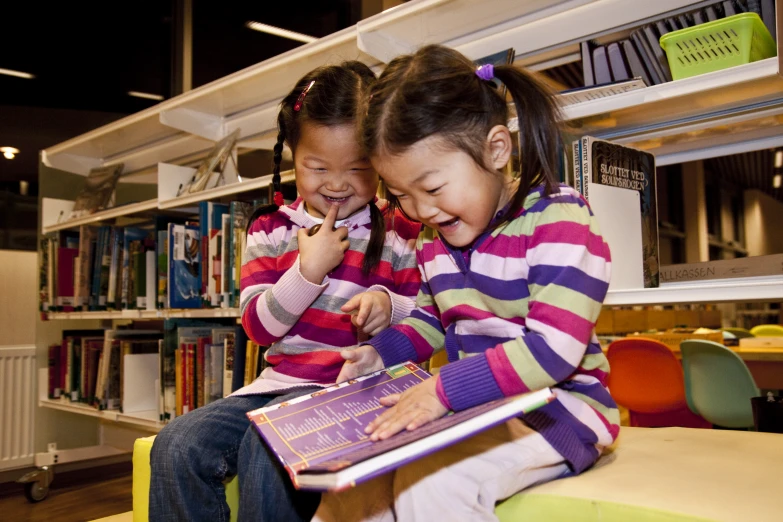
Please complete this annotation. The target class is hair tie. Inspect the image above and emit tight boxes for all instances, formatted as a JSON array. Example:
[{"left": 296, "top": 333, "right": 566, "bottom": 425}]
[
  {"left": 293, "top": 80, "right": 315, "bottom": 111},
  {"left": 273, "top": 191, "right": 284, "bottom": 206},
  {"left": 475, "top": 64, "right": 495, "bottom": 81}
]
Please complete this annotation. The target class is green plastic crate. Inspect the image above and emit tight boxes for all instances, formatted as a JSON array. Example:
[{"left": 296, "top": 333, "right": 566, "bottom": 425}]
[{"left": 659, "top": 13, "right": 777, "bottom": 80}]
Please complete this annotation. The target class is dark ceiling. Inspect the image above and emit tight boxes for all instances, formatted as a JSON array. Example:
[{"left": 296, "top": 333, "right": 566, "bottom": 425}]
[{"left": 0, "top": 0, "right": 360, "bottom": 186}]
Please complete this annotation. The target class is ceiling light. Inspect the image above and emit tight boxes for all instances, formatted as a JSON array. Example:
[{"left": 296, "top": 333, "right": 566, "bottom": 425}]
[
  {"left": 1, "top": 146, "right": 19, "bottom": 160},
  {"left": 245, "top": 21, "right": 317, "bottom": 43},
  {"left": 128, "top": 91, "right": 164, "bottom": 101},
  {"left": 0, "top": 68, "right": 34, "bottom": 79},
  {"left": 774, "top": 174, "right": 782, "bottom": 189},
  {"left": 775, "top": 150, "right": 783, "bottom": 169}
]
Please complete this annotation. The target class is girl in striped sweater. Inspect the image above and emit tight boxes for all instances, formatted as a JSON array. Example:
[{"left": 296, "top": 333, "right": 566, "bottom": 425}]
[
  {"left": 150, "top": 62, "right": 420, "bottom": 522},
  {"left": 315, "top": 45, "right": 619, "bottom": 522}
]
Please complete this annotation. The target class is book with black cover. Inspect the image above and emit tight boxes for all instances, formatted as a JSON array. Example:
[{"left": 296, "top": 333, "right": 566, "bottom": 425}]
[
  {"left": 248, "top": 362, "right": 555, "bottom": 491},
  {"left": 578, "top": 137, "right": 659, "bottom": 288},
  {"left": 642, "top": 25, "right": 672, "bottom": 82},
  {"left": 592, "top": 46, "right": 612, "bottom": 84},
  {"left": 621, "top": 39, "right": 652, "bottom": 86},
  {"left": 630, "top": 30, "right": 664, "bottom": 85},
  {"left": 607, "top": 42, "right": 630, "bottom": 81},
  {"left": 580, "top": 40, "right": 596, "bottom": 86}
]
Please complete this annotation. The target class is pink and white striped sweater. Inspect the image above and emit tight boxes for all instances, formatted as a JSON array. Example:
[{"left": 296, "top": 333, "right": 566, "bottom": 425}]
[{"left": 236, "top": 199, "right": 421, "bottom": 395}]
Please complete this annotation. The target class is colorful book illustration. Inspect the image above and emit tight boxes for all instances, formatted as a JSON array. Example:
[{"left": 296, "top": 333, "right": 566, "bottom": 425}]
[
  {"left": 167, "top": 223, "right": 201, "bottom": 309},
  {"left": 248, "top": 362, "right": 554, "bottom": 492}
]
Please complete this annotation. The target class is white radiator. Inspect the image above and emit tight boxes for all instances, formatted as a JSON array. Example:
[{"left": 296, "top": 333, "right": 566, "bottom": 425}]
[{"left": 0, "top": 346, "right": 36, "bottom": 471}]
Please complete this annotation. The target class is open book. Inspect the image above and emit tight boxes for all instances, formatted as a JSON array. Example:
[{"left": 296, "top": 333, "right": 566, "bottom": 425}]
[{"left": 247, "top": 362, "right": 555, "bottom": 491}]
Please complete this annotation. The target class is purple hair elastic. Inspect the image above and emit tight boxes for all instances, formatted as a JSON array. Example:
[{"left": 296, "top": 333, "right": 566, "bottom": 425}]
[{"left": 475, "top": 64, "right": 494, "bottom": 81}]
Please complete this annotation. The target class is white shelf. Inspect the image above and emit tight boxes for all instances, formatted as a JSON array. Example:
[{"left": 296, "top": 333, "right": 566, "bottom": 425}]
[
  {"left": 561, "top": 58, "right": 781, "bottom": 123},
  {"left": 157, "top": 170, "right": 295, "bottom": 210},
  {"left": 39, "top": 399, "right": 164, "bottom": 432},
  {"left": 605, "top": 276, "right": 783, "bottom": 306},
  {"left": 47, "top": 308, "right": 241, "bottom": 320},
  {"left": 42, "top": 199, "right": 159, "bottom": 235}
]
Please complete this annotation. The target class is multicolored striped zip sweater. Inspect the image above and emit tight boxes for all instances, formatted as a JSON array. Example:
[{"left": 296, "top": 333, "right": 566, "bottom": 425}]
[
  {"left": 368, "top": 185, "right": 620, "bottom": 474},
  {"left": 240, "top": 199, "right": 421, "bottom": 389}
]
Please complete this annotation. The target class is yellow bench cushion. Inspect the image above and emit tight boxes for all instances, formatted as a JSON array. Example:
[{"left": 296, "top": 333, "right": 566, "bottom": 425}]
[
  {"left": 133, "top": 427, "right": 782, "bottom": 522},
  {"left": 132, "top": 436, "right": 239, "bottom": 522}
]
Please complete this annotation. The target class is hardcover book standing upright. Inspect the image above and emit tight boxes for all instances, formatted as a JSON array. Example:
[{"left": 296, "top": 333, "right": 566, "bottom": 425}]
[
  {"left": 574, "top": 136, "right": 659, "bottom": 288},
  {"left": 247, "top": 362, "right": 554, "bottom": 492}
]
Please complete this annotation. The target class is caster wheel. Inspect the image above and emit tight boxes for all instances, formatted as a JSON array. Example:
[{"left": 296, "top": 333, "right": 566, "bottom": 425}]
[{"left": 24, "top": 481, "right": 49, "bottom": 503}]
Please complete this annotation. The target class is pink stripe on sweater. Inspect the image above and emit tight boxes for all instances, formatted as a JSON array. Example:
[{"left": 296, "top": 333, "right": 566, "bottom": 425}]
[
  {"left": 527, "top": 222, "right": 611, "bottom": 260},
  {"left": 528, "top": 301, "right": 595, "bottom": 345},
  {"left": 486, "top": 344, "right": 530, "bottom": 396}
]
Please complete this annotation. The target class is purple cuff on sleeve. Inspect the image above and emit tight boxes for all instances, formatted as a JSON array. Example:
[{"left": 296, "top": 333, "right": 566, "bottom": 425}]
[
  {"left": 366, "top": 327, "right": 418, "bottom": 368},
  {"left": 367, "top": 285, "right": 416, "bottom": 326},
  {"left": 438, "top": 354, "right": 504, "bottom": 412},
  {"left": 435, "top": 375, "right": 452, "bottom": 410}
]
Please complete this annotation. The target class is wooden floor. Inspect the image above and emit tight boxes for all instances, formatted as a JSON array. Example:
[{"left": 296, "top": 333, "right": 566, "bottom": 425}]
[{"left": 0, "top": 463, "right": 133, "bottom": 522}]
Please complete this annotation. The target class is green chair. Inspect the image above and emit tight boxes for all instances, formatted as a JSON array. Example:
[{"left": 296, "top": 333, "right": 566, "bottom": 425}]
[
  {"left": 749, "top": 324, "right": 783, "bottom": 337},
  {"left": 721, "top": 327, "right": 754, "bottom": 339},
  {"left": 680, "top": 340, "right": 759, "bottom": 429}
]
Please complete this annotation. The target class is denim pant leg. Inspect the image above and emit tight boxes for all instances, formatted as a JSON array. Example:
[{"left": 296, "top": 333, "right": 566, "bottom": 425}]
[
  {"left": 149, "top": 395, "right": 273, "bottom": 522},
  {"left": 238, "top": 387, "right": 323, "bottom": 522}
]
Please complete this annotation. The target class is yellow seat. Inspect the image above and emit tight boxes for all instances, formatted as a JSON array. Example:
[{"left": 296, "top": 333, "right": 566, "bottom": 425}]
[
  {"left": 132, "top": 436, "right": 239, "bottom": 522},
  {"left": 749, "top": 324, "right": 783, "bottom": 337},
  {"left": 133, "top": 427, "right": 782, "bottom": 521}
]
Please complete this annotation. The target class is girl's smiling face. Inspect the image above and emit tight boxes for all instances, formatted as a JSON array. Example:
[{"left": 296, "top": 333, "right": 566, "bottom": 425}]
[
  {"left": 373, "top": 128, "right": 514, "bottom": 247},
  {"left": 294, "top": 121, "right": 379, "bottom": 220}
]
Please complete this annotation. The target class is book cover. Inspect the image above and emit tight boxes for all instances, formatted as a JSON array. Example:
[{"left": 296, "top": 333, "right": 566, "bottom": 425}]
[
  {"left": 621, "top": 40, "right": 652, "bottom": 87},
  {"left": 122, "top": 227, "right": 151, "bottom": 309},
  {"left": 606, "top": 42, "right": 630, "bottom": 81},
  {"left": 583, "top": 137, "right": 659, "bottom": 288},
  {"left": 591, "top": 46, "right": 611, "bottom": 84},
  {"left": 75, "top": 226, "right": 96, "bottom": 310},
  {"left": 98, "top": 226, "right": 113, "bottom": 309},
  {"left": 247, "top": 362, "right": 554, "bottom": 491},
  {"left": 229, "top": 201, "right": 253, "bottom": 307},
  {"left": 107, "top": 227, "right": 124, "bottom": 309},
  {"left": 208, "top": 343, "right": 224, "bottom": 404},
  {"left": 231, "top": 327, "right": 249, "bottom": 394},
  {"left": 221, "top": 213, "right": 231, "bottom": 305},
  {"left": 168, "top": 223, "right": 202, "bottom": 309},
  {"left": 56, "top": 245, "right": 78, "bottom": 310},
  {"left": 580, "top": 40, "right": 596, "bottom": 86}
]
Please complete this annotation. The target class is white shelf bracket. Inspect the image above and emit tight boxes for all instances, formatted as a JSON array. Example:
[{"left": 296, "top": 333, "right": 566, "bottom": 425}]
[
  {"left": 41, "top": 151, "right": 103, "bottom": 176},
  {"left": 160, "top": 107, "right": 224, "bottom": 141}
]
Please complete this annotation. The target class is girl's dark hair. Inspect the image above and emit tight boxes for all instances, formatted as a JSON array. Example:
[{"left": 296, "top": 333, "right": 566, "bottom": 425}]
[
  {"left": 361, "top": 44, "right": 561, "bottom": 226},
  {"left": 249, "top": 61, "right": 385, "bottom": 275}
]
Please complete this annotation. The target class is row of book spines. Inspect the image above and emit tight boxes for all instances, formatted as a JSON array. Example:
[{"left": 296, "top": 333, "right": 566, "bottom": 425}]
[
  {"left": 47, "top": 336, "right": 159, "bottom": 411},
  {"left": 174, "top": 339, "right": 267, "bottom": 417},
  {"left": 43, "top": 223, "right": 248, "bottom": 313}
]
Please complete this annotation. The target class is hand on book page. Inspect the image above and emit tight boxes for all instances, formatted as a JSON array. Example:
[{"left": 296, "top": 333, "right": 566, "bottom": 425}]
[
  {"left": 337, "top": 345, "right": 385, "bottom": 383},
  {"left": 341, "top": 291, "right": 392, "bottom": 337},
  {"left": 365, "top": 376, "right": 448, "bottom": 441}
]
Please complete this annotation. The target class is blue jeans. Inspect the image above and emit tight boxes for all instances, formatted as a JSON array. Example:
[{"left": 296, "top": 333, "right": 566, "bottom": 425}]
[{"left": 149, "top": 389, "right": 321, "bottom": 522}]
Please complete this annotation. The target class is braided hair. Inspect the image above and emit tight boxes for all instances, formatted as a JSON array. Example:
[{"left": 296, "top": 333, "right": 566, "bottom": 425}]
[{"left": 248, "top": 61, "right": 386, "bottom": 275}]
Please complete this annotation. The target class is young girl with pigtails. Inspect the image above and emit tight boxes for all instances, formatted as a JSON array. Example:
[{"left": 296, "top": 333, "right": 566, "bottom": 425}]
[
  {"left": 315, "top": 44, "right": 619, "bottom": 522},
  {"left": 149, "top": 61, "right": 421, "bottom": 522}
]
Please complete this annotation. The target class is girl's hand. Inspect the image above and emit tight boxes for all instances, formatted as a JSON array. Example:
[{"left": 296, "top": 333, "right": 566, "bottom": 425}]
[
  {"left": 297, "top": 204, "right": 350, "bottom": 284},
  {"left": 365, "top": 377, "right": 448, "bottom": 441},
  {"left": 337, "top": 345, "right": 385, "bottom": 382},
  {"left": 341, "top": 291, "right": 392, "bottom": 337}
]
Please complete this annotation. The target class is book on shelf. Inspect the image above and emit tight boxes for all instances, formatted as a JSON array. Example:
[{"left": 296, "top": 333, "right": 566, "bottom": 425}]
[
  {"left": 247, "top": 362, "right": 555, "bottom": 492},
  {"left": 573, "top": 136, "right": 659, "bottom": 288},
  {"left": 167, "top": 223, "right": 201, "bottom": 309}
]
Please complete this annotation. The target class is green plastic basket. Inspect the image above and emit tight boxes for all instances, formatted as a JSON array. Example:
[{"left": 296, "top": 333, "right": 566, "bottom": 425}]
[{"left": 659, "top": 13, "right": 777, "bottom": 80}]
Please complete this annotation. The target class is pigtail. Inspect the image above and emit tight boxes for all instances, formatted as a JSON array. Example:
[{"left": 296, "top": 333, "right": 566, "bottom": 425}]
[
  {"left": 492, "top": 66, "right": 561, "bottom": 220},
  {"left": 362, "top": 200, "right": 386, "bottom": 276},
  {"left": 247, "top": 117, "right": 287, "bottom": 231}
]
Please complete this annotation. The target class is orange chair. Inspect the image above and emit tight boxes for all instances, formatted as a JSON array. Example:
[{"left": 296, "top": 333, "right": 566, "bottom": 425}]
[{"left": 607, "top": 338, "right": 711, "bottom": 429}]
